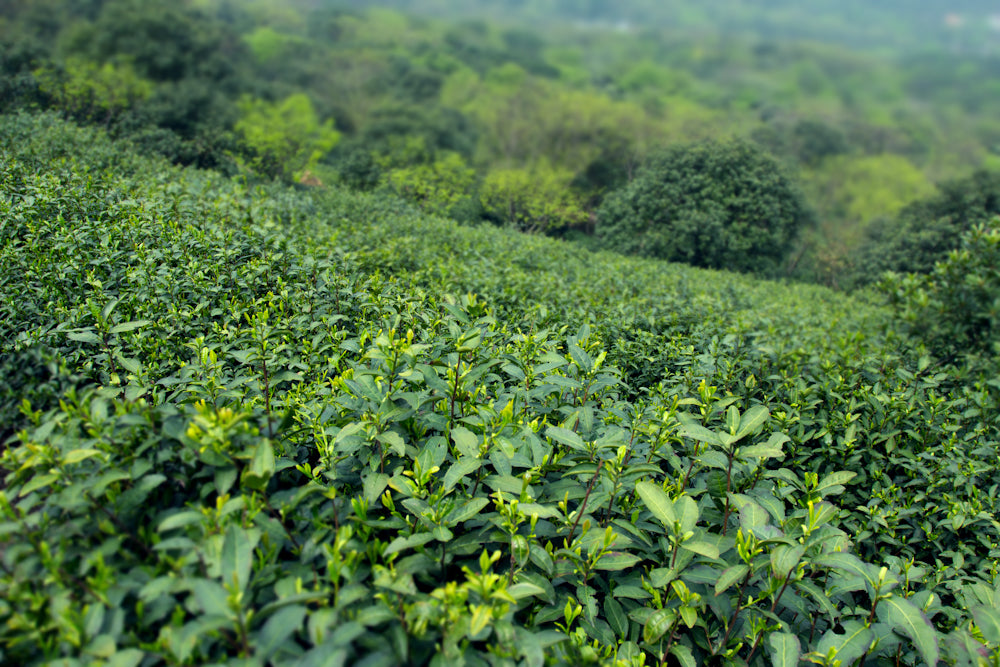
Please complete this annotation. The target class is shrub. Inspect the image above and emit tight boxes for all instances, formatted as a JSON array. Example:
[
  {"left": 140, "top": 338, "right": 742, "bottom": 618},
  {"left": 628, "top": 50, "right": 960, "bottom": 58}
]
[
  {"left": 595, "top": 140, "right": 812, "bottom": 275},
  {"left": 882, "top": 216, "right": 1000, "bottom": 366}
]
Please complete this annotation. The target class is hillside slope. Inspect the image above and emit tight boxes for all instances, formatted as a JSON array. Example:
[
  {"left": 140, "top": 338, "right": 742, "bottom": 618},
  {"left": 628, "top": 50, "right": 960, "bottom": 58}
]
[{"left": 2, "top": 114, "right": 1000, "bottom": 666}]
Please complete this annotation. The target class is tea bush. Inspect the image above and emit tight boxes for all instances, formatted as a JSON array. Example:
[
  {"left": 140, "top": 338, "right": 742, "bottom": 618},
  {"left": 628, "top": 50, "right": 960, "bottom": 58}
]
[{"left": 3, "top": 114, "right": 1000, "bottom": 666}]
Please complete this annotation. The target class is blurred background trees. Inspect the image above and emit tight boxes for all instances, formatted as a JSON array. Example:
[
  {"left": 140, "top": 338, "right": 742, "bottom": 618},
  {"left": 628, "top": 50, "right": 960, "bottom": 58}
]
[{"left": 4, "top": 0, "right": 1000, "bottom": 282}]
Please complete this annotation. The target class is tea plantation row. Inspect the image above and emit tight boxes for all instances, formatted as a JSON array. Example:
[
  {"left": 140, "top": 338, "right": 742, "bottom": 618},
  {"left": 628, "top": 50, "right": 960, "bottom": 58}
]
[{"left": 2, "top": 113, "right": 1000, "bottom": 666}]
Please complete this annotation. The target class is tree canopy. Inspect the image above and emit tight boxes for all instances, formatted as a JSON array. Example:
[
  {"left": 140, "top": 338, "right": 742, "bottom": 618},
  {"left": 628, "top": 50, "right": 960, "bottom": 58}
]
[{"left": 596, "top": 140, "right": 813, "bottom": 274}]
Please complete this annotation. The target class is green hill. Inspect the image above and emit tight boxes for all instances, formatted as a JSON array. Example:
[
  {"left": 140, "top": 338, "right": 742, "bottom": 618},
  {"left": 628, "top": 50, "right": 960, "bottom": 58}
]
[{"left": 3, "top": 113, "right": 1000, "bottom": 665}]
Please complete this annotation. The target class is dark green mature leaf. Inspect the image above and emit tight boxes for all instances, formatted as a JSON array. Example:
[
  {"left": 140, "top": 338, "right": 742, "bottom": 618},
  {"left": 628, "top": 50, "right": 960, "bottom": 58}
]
[
  {"left": 109, "top": 320, "right": 152, "bottom": 334},
  {"left": 679, "top": 423, "right": 722, "bottom": 446},
  {"left": 771, "top": 545, "right": 804, "bottom": 579},
  {"left": 680, "top": 540, "right": 720, "bottom": 559},
  {"left": 879, "top": 596, "right": 939, "bottom": 667},
  {"left": 191, "top": 579, "right": 232, "bottom": 618},
  {"left": 452, "top": 426, "right": 480, "bottom": 457},
  {"left": 815, "top": 552, "right": 877, "bottom": 591},
  {"left": 817, "top": 620, "right": 873, "bottom": 666},
  {"left": 593, "top": 552, "right": 642, "bottom": 571},
  {"left": 768, "top": 632, "right": 801, "bottom": 667},
  {"left": 816, "top": 471, "right": 857, "bottom": 496},
  {"left": 547, "top": 426, "right": 586, "bottom": 452},
  {"left": 255, "top": 605, "right": 308, "bottom": 661},
  {"left": 644, "top": 608, "right": 675, "bottom": 644},
  {"left": 735, "top": 405, "right": 769, "bottom": 440},
  {"left": 670, "top": 644, "right": 696, "bottom": 667},
  {"left": 604, "top": 597, "right": 628, "bottom": 637},
  {"left": 243, "top": 440, "right": 275, "bottom": 491},
  {"left": 443, "top": 457, "right": 483, "bottom": 491},
  {"left": 635, "top": 481, "right": 676, "bottom": 527},
  {"left": 972, "top": 606, "right": 1000, "bottom": 645},
  {"left": 715, "top": 564, "right": 749, "bottom": 595},
  {"left": 383, "top": 532, "right": 436, "bottom": 556},
  {"left": 222, "top": 525, "right": 255, "bottom": 594},
  {"left": 68, "top": 330, "right": 103, "bottom": 345}
]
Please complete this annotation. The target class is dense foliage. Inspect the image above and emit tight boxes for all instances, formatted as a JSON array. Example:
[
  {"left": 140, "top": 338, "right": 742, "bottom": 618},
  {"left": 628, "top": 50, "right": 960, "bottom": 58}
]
[
  {"left": 5, "top": 113, "right": 1000, "bottom": 667},
  {"left": 595, "top": 141, "right": 811, "bottom": 274},
  {"left": 853, "top": 171, "right": 1000, "bottom": 285},
  {"left": 882, "top": 217, "right": 1000, "bottom": 367}
]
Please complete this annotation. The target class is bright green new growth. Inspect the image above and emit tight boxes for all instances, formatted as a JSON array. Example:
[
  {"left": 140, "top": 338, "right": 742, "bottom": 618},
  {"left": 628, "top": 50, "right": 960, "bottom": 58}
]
[
  {"left": 480, "top": 163, "right": 589, "bottom": 233},
  {"left": 235, "top": 93, "right": 340, "bottom": 181},
  {"left": 34, "top": 57, "right": 153, "bottom": 127}
]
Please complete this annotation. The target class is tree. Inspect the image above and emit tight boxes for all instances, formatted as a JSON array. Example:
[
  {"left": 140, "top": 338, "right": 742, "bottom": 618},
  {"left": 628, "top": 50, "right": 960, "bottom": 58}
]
[
  {"left": 854, "top": 169, "right": 1000, "bottom": 283},
  {"left": 479, "top": 162, "right": 588, "bottom": 234},
  {"left": 596, "top": 140, "right": 813, "bottom": 274},
  {"left": 234, "top": 93, "right": 340, "bottom": 181},
  {"left": 386, "top": 151, "right": 478, "bottom": 220},
  {"left": 34, "top": 57, "right": 153, "bottom": 127},
  {"left": 882, "top": 217, "right": 1000, "bottom": 365}
]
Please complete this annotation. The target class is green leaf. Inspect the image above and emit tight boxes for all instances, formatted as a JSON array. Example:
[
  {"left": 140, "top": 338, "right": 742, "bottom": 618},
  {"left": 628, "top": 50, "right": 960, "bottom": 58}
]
[
  {"left": 816, "top": 620, "right": 873, "bottom": 667},
  {"left": 675, "top": 495, "right": 699, "bottom": 533},
  {"left": 815, "top": 552, "right": 876, "bottom": 591},
  {"left": 444, "top": 497, "right": 490, "bottom": 525},
  {"left": 816, "top": 471, "right": 857, "bottom": 495},
  {"left": 547, "top": 426, "right": 587, "bottom": 452},
  {"left": 680, "top": 540, "right": 720, "bottom": 560},
  {"left": 679, "top": 422, "right": 721, "bottom": 446},
  {"left": 604, "top": 597, "right": 628, "bottom": 637},
  {"left": 363, "top": 473, "right": 390, "bottom": 503},
  {"left": 256, "top": 605, "right": 307, "bottom": 661},
  {"left": 737, "top": 499, "right": 771, "bottom": 530},
  {"left": 383, "top": 532, "right": 436, "bottom": 556},
  {"left": 377, "top": 431, "right": 406, "bottom": 457},
  {"left": 593, "top": 552, "right": 642, "bottom": 571},
  {"left": 878, "top": 596, "right": 939, "bottom": 667},
  {"left": 191, "top": 579, "right": 233, "bottom": 618},
  {"left": 242, "top": 440, "right": 275, "bottom": 491},
  {"left": 770, "top": 545, "right": 805, "bottom": 579},
  {"left": 508, "top": 581, "right": 547, "bottom": 600},
  {"left": 715, "top": 564, "right": 750, "bottom": 595},
  {"left": 109, "top": 319, "right": 152, "bottom": 334},
  {"left": 63, "top": 448, "right": 103, "bottom": 465},
  {"left": 451, "top": 426, "right": 480, "bottom": 458},
  {"left": 107, "top": 649, "right": 145, "bottom": 667},
  {"left": 726, "top": 405, "right": 740, "bottom": 434},
  {"left": 973, "top": 606, "right": 1000, "bottom": 645},
  {"left": 735, "top": 405, "right": 769, "bottom": 440},
  {"left": 768, "top": 632, "right": 801, "bottom": 667},
  {"left": 443, "top": 457, "right": 482, "bottom": 491},
  {"left": 740, "top": 434, "right": 785, "bottom": 459},
  {"left": 68, "top": 330, "right": 103, "bottom": 345},
  {"left": 222, "top": 524, "right": 255, "bottom": 594},
  {"left": 644, "top": 608, "right": 675, "bottom": 644},
  {"left": 158, "top": 511, "right": 205, "bottom": 533},
  {"left": 669, "top": 645, "right": 696, "bottom": 667},
  {"left": 636, "top": 481, "right": 676, "bottom": 527}
]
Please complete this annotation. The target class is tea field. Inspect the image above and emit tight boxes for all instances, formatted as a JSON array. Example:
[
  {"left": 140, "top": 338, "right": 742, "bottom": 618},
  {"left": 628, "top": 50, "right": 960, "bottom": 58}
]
[{"left": 3, "top": 113, "right": 1000, "bottom": 666}]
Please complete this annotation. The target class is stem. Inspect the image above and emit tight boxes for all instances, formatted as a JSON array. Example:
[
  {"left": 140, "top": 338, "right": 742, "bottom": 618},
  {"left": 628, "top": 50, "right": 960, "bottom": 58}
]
[
  {"left": 721, "top": 451, "right": 735, "bottom": 536},
  {"left": 449, "top": 352, "right": 464, "bottom": 426},
  {"left": 717, "top": 569, "right": 753, "bottom": 655},
  {"left": 261, "top": 355, "right": 272, "bottom": 436},
  {"left": 661, "top": 620, "right": 681, "bottom": 666},
  {"left": 567, "top": 461, "right": 603, "bottom": 544}
]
